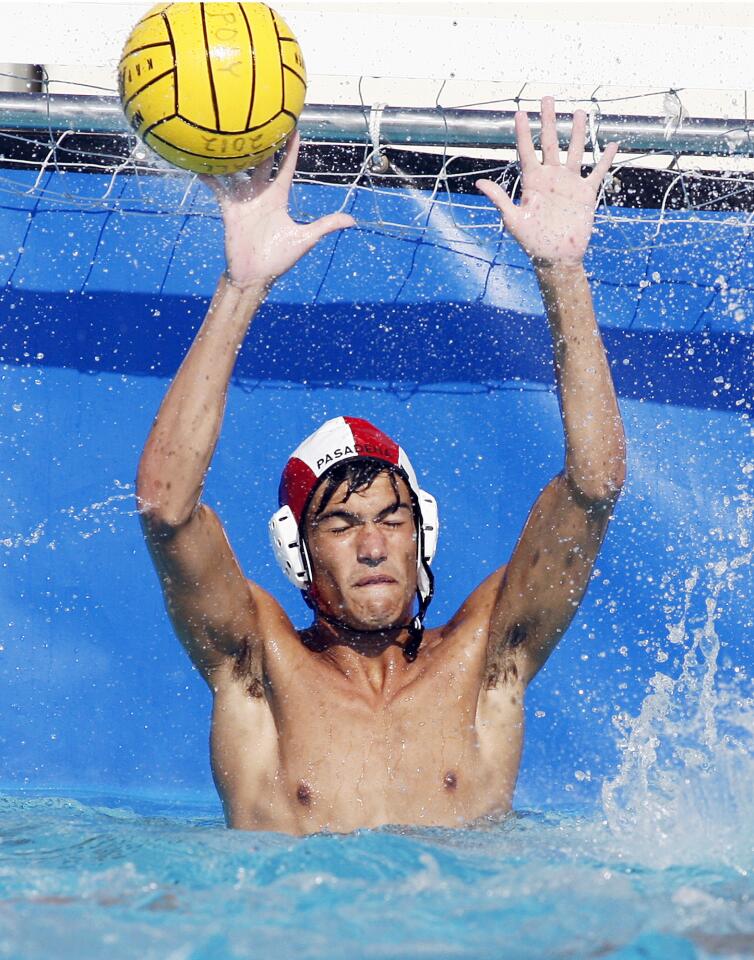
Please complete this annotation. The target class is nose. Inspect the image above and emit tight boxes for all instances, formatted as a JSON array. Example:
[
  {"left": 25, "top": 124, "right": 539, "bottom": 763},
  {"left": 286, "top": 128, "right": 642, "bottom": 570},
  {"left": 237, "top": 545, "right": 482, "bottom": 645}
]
[{"left": 356, "top": 521, "right": 387, "bottom": 567}]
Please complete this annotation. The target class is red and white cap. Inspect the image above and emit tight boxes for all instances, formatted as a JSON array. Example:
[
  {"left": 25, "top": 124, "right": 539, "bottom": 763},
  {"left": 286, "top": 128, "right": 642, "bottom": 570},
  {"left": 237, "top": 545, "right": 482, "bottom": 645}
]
[
  {"left": 278, "top": 416, "right": 421, "bottom": 524},
  {"left": 269, "top": 416, "right": 438, "bottom": 626}
]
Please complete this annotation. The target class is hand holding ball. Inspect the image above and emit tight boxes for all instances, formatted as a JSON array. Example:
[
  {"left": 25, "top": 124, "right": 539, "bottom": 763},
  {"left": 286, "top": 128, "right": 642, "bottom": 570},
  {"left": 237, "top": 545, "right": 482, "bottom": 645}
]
[{"left": 118, "top": 2, "right": 307, "bottom": 175}]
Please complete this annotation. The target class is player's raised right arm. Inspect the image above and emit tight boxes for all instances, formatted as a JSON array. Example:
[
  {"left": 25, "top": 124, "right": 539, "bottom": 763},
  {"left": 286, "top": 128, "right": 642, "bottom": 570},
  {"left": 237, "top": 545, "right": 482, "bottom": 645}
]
[
  {"left": 135, "top": 273, "right": 270, "bottom": 681},
  {"left": 136, "top": 133, "right": 354, "bottom": 681}
]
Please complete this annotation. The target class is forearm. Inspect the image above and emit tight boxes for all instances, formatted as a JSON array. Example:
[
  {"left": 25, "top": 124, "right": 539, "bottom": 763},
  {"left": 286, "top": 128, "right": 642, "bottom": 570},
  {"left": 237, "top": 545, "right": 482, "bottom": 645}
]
[
  {"left": 535, "top": 261, "right": 626, "bottom": 500},
  {"left": 136, "top": 273, "right": 269, "bottom": 526}
]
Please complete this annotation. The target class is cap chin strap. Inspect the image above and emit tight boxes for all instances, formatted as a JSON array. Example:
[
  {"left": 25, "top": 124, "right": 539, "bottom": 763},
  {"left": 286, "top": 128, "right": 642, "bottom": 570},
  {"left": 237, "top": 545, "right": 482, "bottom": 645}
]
[
  {"left": 404, "top": 560, "right": 435, "bottom": 662},
  {"left": 302, "top": 554, "right": 435, "bottom": 663}
]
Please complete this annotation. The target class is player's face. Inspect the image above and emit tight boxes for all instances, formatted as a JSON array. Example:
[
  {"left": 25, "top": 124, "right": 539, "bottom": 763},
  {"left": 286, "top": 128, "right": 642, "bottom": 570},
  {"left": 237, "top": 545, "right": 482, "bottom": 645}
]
[{"left": 305, "top": 472, "right": 418, "bottom": 633}]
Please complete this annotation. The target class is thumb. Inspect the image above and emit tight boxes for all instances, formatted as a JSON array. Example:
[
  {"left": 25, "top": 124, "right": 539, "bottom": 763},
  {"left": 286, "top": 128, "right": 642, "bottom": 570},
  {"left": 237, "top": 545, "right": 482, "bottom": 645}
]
[
  {"left": 476, "top": 179, "right": 519, "bottom": 231},
  {"left": 198, "top": 173, "right": 220, "bottom": 194},
  {"left": 300, "top": 212, "right": 356, "bottom": 250},
  {"left": 198, "top": 173, "right": 229, "bottom": 208}
]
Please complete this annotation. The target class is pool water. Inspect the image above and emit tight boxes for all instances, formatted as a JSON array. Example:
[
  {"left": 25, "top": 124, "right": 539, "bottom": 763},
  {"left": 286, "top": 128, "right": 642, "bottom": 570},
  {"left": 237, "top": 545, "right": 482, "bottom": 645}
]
[
  {"left": 5, "top": 504, "right": 754, "bottom": 959},
  {"left": 2, "top": 789, "right": 753, "bottom": 960}
]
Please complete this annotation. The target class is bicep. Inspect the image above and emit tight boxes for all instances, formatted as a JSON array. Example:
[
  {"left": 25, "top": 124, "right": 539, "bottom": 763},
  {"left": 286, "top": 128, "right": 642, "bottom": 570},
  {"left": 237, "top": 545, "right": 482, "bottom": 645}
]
[
  {"left": 486, "top": 473, "right": 617, "bottom": 687},
  {"left": 141, "top": 503, "right": 262, "bottom": 681}
]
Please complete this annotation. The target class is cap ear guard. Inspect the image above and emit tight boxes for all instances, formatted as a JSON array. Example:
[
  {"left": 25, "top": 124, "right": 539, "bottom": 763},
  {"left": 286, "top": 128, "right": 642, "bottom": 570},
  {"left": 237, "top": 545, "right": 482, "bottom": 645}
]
[
  {"left": 416, "top": 489, "right": 438, "bottom": 566},
  {"left": 268, "top": 505, "right": 311, "bottom": 588}
]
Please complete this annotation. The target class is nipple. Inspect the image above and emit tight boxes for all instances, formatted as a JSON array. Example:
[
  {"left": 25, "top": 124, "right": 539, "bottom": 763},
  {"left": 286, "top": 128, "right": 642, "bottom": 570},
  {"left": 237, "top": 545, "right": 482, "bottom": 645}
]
[{"left": 296, "top": 781, "right": 313, "bottom": 807}]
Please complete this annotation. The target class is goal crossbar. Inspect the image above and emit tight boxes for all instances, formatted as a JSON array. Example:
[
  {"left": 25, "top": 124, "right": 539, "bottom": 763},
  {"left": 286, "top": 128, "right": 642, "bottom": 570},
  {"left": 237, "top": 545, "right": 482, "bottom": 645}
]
[{"left": 1, "top": 91, "right": 752, "bottom": 158}]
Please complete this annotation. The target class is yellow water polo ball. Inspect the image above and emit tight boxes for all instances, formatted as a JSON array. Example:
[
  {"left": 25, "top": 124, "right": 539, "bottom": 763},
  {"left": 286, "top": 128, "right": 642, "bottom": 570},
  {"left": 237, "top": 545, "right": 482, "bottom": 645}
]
[{"left": 118, "top": 2, "right": 307, "bottom": 175}]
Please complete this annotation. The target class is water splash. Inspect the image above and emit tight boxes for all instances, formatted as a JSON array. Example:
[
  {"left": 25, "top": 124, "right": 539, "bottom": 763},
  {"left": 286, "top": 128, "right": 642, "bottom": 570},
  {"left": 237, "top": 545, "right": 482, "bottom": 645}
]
[
  {"left": 602, "top": 469, "right": 754, "bottom": 870},
  {"left": 0, "top": 520, "right": 47, "bottom": 549},
  {"left": 59, "top": 483, "right": 136, "bottom": 542},
  {"left": 2, "top": 480, "right": 136, "bottom": 552}
]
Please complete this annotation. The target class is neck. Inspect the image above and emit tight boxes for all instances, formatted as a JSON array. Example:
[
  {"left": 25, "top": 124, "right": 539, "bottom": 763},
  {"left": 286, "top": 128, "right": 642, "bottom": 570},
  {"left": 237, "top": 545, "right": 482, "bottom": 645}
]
[
  {"left": 302, "top": 589, "right": 427, "bottom": 663},
  {"left": 301, "top": 617, "right": 421, "bottom": 693},
  {"left": 303, "top": 613, "right": 412, "bottom": 657}
]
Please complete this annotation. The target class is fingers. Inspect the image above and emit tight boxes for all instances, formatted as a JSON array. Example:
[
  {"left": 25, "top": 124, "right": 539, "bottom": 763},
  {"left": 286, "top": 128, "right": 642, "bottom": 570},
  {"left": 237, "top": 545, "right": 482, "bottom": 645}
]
[
  {"left": 517, "top": 97, "right": 618, "bottom": 187},
  {"left": 515, "top": 110, "right": 538, "bottom": 172},
  {"left": 566, "top": 109, "right": 587, "bottom": 173},
  {"left": 216, "top": 169, "right": 257, "bottom": 206},
  {"left": 199, "top": 173, "right": 250, "bottom": 210},
  {"left": 205, "top": 155, "right": 280, "bottom": 205},
  {"left": 476, "top": 179, "right": 519, "bottom": 231},
  {"left": 587, "top": 140, "right": 620, "bottom": 186},
  {"left": 198, "top": 169, "right": 256, "bottom": 206},
  {"left": 275, "top": 130, "right": 301, "bottom": 193},
  {"left": 198, "top": 173, "right": 224, "bottom": 200},
  {"left": 228, "top": 134, "right": 297, "bottom": 203},
  {"left": 255, "top": 156, "right": 276, "bottom": 184},
  {"left": 538, "top": 95, "right": 560, "bottom": 166}
]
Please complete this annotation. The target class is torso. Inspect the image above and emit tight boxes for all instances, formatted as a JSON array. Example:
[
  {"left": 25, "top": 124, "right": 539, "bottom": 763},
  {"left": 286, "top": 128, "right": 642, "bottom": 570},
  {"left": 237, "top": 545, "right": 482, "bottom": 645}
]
[{"left": 209, "top": 593, "right": 524, "bottom": 834}]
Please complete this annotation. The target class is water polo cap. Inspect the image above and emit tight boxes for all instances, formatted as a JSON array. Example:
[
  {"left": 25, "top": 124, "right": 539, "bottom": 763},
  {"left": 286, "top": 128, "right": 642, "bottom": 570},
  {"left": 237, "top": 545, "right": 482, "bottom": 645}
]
[{"left": 268, "top": 416, "right": 439, "bottom": 660}]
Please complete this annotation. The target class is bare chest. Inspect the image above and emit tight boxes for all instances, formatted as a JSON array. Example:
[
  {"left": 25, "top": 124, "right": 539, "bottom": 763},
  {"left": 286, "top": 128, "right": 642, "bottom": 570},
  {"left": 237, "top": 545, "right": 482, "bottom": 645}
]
[
  {"left": 279, "top": 678, "right": 478, "bottom": 793},
  {"left": 211, "top": 662, "right": 524, "bottom": 834}
]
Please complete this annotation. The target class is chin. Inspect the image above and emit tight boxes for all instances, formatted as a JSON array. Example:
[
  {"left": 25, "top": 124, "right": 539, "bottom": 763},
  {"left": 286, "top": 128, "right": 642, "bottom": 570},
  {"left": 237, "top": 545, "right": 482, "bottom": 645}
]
[
  {"left": 349, "top": 601, "right": 411, "bottom": 632},
  {"left": 320, "top": 582, "right": 415, "bottom": 632}
]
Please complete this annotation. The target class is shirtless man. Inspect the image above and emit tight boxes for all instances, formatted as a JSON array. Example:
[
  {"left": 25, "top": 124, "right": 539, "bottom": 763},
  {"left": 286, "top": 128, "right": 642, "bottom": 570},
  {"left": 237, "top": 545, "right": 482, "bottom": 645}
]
[{"left": 136, "top": 97, "right": 625, "bottom": 834}]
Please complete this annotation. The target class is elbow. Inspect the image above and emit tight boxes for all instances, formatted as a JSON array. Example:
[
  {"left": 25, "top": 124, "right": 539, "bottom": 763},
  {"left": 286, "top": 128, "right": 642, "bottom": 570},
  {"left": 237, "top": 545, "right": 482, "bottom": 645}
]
[
  {"left": 565, "top": 460, "right": 626, "bottom": 507},
  {"left": 566, "top": 432, "right": 627, "bottom": 505},
  {"left": 610, "top": 458, "right": 627, "bottom": 495},
  {"left": 593, "top": 473, "right": 625, "bottom": 505},
  {"left": 135, "top": 460, "right": 194, "bottom": 532},
  {"left": 135, "top": 457, "right": 159, "bottom": 518},
  {"left": 603, "top": 450, "right": 628, "bottom": 499},
  {"left": 135, "top": 476, "right": 170, "bottom": 535}
]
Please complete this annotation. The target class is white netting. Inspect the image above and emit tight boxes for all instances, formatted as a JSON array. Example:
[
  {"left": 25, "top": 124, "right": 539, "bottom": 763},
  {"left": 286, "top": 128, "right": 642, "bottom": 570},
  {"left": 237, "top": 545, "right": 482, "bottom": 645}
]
[
  {"left": 1, "top": 68, "right": 753, "bottom": 238},
  {"left": 1, "top": 68, "right": 754, "bottom": 348}
]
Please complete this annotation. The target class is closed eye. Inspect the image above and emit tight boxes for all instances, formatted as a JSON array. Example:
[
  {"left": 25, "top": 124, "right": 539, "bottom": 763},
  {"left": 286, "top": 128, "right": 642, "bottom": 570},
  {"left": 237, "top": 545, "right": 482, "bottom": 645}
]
[{"left": 315, "top": 502, "right": 412, "bottom": 533}]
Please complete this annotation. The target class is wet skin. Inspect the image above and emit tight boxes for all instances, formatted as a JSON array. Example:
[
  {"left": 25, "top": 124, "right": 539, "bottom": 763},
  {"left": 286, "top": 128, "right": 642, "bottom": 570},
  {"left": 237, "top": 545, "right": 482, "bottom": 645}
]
[
  {"left": 208, "top": 474, "right": 524, "bottom": 834},
  {"left": 137, "top": 98, "right": 625, "bottom": 834}
]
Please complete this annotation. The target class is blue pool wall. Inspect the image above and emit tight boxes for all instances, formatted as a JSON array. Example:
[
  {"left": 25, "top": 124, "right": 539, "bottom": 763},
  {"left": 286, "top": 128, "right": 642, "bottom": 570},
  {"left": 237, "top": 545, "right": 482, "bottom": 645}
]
[{"left": 1, "top": 167, "right": 752, "bottom": 808}]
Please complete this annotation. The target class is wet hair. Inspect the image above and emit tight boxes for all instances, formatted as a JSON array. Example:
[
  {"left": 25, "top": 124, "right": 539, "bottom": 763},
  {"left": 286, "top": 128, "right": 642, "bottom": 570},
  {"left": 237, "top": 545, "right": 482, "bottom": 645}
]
[{"left": 307, "top": 458, "right": 404, "bottom": 524}]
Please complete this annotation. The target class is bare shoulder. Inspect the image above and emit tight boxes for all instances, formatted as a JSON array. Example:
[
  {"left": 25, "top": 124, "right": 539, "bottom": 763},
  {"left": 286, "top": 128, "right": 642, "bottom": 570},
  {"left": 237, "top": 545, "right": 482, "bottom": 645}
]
[
  {"left": 212, "top": 580, "right": 300, "bottom": 696},
  {"left": 440, "top": 565, "right": 508, "bottom": 652},
  {"left": 418, "top": 565, "right": 508, "bottom": 680},
  {"left": 246, "top": 581, "right": 299, "bottom": 638},
  {"left": 433, "top": 561, "right": 548, "bottom": 702}
]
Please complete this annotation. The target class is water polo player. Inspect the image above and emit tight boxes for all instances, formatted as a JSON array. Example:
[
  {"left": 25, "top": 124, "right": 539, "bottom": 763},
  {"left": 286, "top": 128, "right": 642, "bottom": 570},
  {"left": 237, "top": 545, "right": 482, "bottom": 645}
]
[{"left": 136, "top": 97, "right": 625, "bottom": 834}]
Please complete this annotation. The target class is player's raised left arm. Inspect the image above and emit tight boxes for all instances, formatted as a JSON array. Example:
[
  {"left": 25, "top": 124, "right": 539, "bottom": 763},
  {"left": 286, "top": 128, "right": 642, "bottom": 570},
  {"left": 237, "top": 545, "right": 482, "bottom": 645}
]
[{"left": 475, "top": 97, "right": 626, "bottom": 687}]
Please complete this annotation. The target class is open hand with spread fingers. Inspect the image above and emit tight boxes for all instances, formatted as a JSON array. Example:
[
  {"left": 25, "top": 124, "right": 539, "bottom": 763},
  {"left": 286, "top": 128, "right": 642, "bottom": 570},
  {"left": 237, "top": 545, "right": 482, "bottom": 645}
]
[
  {"left": 200, "top": 131, "right": 355, "bottom": 288},
  {"left": 476, "top": 96, "right": 619, "bottom": 267}
]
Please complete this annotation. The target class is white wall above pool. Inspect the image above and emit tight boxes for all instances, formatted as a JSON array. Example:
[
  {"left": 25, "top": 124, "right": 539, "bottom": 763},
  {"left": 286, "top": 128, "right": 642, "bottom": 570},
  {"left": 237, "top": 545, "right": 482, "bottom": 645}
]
[{"left": 1, "top": 1, "right": 753, "bottom": 93}]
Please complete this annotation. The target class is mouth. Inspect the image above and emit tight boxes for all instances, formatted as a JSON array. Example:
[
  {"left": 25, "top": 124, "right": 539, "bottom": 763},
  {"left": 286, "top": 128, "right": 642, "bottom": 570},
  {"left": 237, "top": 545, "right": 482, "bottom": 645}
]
[{"left": 353, "top": 575, "right": 397, "bottom": 587}]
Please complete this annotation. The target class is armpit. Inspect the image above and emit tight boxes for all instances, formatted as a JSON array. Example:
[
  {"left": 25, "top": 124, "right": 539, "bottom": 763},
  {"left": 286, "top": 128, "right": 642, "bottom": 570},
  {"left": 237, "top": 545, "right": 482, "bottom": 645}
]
[
  {"left": 485, "top": 620, "right": 534, "bottom": 689},
  {"left": 231, "top": 637, "right": 265, "bottom": 699}
]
